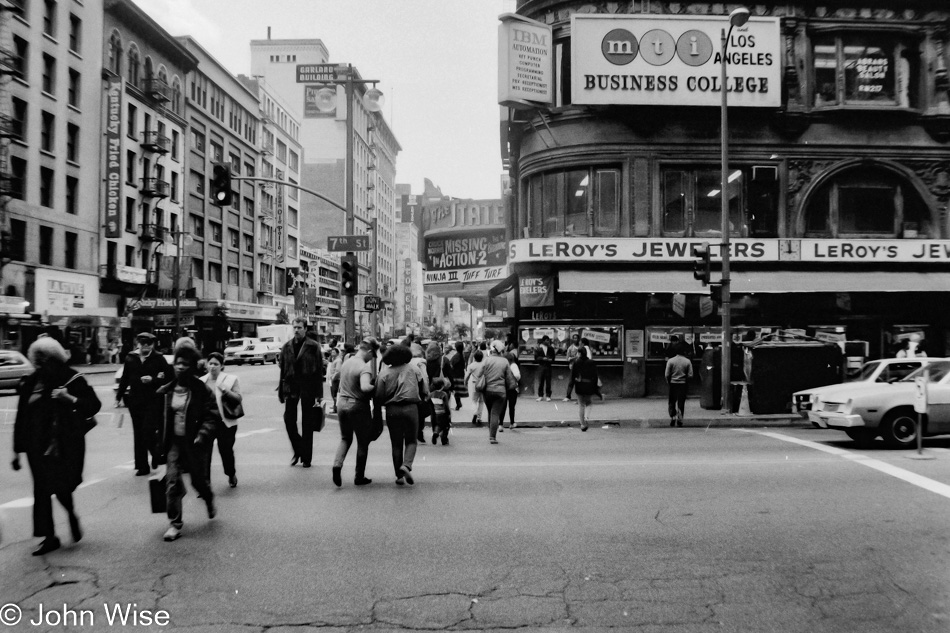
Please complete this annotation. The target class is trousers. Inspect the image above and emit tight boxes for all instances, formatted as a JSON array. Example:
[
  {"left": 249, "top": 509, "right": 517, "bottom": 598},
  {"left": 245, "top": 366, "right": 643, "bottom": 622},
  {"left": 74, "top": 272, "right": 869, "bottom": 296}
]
[{"left": 284, "top": 395, "right": 318, "bottom": 464}]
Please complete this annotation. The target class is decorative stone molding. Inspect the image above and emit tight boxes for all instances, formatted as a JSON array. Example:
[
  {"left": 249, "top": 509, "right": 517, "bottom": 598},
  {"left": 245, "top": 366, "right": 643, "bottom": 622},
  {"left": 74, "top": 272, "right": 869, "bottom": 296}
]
[{"left": 907, "top": 160, "right": 950, "bottom": 202}]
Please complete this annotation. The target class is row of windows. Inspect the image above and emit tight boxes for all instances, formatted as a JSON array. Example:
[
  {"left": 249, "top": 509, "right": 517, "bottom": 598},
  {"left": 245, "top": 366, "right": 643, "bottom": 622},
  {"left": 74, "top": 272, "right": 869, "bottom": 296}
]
[
  {"left": 107, "top": 31, "right": 184, "bottom": 115},
  {"left": 7, "top": 218, "right": 79, "bottom": 269},
  {"left": 189, "top": 73, "right": 257, "bottom": 145},
  {"left": 7, "top": 155, "right": 79, "bottom": 213},
  {"left": 523, "top": 163, "right": 929, "bottom": 239},
  {"left": 13, "top": 0, "right": 84, "bottom": 55},
  {"left": 12, "top": 36, "right": 83, "bottom": 107}
]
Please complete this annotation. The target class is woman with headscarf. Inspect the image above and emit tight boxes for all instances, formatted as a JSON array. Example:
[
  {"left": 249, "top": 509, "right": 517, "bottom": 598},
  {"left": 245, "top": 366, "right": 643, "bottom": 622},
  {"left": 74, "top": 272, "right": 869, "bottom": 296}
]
[
  {"left": 481, "top": 340, "right": 518, "bottom": 444},
  {"left": 12, "top": 337, "right": 101, "bottom": 555},
  {"left": 158, "top": 346, "right": 220, "bottom": 542},
  {"left": 375, "top": 344, "right": 427, "bottom": 485}
]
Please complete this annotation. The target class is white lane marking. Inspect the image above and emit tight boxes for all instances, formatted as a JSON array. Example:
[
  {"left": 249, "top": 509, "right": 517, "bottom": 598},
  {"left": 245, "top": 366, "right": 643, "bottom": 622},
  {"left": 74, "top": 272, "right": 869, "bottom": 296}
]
[
  {"left": 0, "top": 497, "right": 33, "bottom": 509},
  {"left": 235, "top": 428, "right": 276, "bottom": 439},
  {"left": 77, "top": 477, "right": 106, "bottom": 489},
  {"left": 740, "top": 429, "right": 950, "bottom": 500}
]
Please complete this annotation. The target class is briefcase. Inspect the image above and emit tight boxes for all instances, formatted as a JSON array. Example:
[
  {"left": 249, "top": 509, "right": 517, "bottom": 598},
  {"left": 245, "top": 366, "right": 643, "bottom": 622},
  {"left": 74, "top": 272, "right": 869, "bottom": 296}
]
[{"left": 149, "top": 473, "right": 167, "bottom": 514}]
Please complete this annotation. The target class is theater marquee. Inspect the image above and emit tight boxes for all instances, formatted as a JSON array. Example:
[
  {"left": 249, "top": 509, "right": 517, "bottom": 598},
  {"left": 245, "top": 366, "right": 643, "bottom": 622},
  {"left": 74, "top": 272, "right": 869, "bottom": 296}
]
[{"left": 571, "top": 14, "right": 781, "bottom": 108}]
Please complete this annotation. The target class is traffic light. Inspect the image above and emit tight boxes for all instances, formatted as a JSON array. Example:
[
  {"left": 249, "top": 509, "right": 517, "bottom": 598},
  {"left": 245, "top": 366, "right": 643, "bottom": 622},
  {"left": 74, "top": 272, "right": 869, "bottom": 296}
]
[
  {"left": 340, "top": 254, "right": 358, "bottom": 296},
  {"left": 210, "top": 163, "right": 233, "bottom": 206},
  {"left": 709, "top": 282, "right": 723, "bottom": 305},
  {"left": 691, "top": 242, "right": 711, "bottom": 286}
]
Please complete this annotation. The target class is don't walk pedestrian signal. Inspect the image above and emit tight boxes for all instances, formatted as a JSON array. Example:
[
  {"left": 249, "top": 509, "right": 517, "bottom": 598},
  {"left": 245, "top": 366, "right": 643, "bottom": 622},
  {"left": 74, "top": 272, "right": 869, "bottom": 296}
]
[{"left": 692, "top": 242, "right": 711, "bottom": 286}]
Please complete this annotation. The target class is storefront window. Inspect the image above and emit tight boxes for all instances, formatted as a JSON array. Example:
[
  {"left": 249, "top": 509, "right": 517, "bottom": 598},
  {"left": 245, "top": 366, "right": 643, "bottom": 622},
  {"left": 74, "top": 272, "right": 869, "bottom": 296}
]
[
  {"left": 517, "top": 324, "right": 623, "bottom": 364},
  {"left": 812, "top": 33, "right": 918, "bottom": 108},
  {"left": 661, "top": 168, "right": 755, "bottom": 237},
  {"left": 524, "top": 165, "right": 622, "bottom": 238}
]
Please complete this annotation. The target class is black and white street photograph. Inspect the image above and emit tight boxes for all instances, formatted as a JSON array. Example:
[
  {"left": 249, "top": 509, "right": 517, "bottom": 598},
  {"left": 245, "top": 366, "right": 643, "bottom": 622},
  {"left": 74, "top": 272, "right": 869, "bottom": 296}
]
[{"left": 3, "top": 0, "right": 950, "bottom": 630}]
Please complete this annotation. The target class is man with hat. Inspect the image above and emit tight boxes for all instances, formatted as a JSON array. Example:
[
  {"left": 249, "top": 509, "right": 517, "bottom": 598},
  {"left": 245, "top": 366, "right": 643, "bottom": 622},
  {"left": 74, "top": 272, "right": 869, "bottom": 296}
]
[{"left": 116, "top": 332, "right": 172, "bottom": 475}]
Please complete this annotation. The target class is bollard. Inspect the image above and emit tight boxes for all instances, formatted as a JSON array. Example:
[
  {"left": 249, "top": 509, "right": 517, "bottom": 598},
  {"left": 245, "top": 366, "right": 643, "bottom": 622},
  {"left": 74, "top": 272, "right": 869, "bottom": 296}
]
[{"left": 738, "top": 384, "right": 752, "bottom": 416}]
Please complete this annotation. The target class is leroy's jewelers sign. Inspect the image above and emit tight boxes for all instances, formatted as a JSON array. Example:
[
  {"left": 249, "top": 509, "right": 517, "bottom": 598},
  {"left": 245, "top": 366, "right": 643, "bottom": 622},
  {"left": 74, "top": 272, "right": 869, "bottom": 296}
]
[{"left": 571, "top": 15, "right": 781, "bottom": 108}]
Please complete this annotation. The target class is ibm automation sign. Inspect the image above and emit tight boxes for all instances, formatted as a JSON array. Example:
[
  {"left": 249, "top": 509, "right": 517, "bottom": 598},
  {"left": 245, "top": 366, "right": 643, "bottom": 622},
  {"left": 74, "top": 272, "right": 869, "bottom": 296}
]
[{"left": 571, "top": 15, "right": 781, "bottom": 108}]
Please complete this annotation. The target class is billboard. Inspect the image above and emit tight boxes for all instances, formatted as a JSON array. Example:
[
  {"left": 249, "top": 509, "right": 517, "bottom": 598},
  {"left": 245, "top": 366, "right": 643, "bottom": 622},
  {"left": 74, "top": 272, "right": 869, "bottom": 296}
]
[
  {"left": 424, "top": 230, "right": 507, "bottom": 286},
  {"left": 498, "top": 13, "right": 554, "bottom": 108}
]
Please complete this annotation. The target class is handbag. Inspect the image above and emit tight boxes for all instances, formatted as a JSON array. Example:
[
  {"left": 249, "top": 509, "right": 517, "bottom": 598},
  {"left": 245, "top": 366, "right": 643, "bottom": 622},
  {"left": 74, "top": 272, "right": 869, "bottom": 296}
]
[
  {"left": 220, "top": 376, "right": 244, "bottom": 420},
  {"left": 149, "top": 470, "right": 167, "bottom": 514},
  {"left": 61, "top": 374, "right": 98, "bottom": 435},
  {"left": 474, "top": 371, "right": 487, "bottom": 393}
]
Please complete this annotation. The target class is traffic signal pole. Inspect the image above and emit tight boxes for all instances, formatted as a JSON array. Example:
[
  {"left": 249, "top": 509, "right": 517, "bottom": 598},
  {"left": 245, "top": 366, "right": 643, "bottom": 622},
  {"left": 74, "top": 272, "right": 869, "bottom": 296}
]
[{"left": 344, "top": 68, "right": 356, "bottom": 344}]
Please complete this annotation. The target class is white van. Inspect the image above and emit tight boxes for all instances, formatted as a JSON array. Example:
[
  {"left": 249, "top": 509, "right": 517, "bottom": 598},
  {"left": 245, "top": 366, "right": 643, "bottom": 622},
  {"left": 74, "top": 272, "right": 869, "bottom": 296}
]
[{"left": 223, "top": 337, "right": 261, "bottom": 364}]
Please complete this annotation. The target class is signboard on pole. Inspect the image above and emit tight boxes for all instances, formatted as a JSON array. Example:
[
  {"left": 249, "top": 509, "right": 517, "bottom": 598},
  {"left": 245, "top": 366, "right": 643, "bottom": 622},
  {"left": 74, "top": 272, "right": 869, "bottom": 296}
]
[
  {"left": 364, "top": 295, "right": 381, "bottom": 312},
  {"left": 296, "top": 63, "right": 338, "bottom": 83},
  {"left": 914, "top": 371, "right": 928, "bottom": 414},
  {"left": 327, "top": 235, "right": 370, "bottom": 252}
]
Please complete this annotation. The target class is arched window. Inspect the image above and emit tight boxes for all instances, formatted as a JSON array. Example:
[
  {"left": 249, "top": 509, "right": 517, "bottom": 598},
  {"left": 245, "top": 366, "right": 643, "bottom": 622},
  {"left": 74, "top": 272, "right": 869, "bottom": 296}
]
[
  {"left": 143, "top": 56, "right": 153, "bottom": 88},
  {"left": 127, "top": 43, "right": 139, "bottom": 86},
  {"left": 804, "top": 165, "right": 931, "bottom": 238},
  {"left": 108, "top": 30, "right": 122, "bottom": 75},
  {"left": 172, "top": 77, "right": 182, "bottom": 114}
]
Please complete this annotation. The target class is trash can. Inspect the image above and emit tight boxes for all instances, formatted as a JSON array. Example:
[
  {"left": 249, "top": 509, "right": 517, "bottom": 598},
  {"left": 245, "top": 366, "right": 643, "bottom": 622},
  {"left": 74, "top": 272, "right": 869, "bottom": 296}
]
[{"left": 700, "top": 347, "right": 721, "bottom": 410}]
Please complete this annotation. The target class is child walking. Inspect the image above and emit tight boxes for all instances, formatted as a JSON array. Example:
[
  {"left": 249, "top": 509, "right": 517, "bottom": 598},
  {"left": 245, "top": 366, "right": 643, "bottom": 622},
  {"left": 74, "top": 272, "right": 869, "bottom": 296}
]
[{"left": 429, "top": 377, "right": 451, "bottom": 445}]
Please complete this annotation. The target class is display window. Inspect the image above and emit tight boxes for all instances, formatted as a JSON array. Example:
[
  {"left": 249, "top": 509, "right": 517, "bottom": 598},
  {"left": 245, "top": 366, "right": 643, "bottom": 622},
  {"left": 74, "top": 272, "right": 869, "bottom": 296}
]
[{"left": 517, "top": 324, "right": 623, "bottom": 363}]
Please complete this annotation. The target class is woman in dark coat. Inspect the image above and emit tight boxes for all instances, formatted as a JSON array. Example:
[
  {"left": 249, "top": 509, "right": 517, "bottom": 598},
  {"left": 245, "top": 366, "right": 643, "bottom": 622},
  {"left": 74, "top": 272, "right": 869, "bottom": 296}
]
[
  {"left": 12, "top": 337, "right": 101, "bottom": 555},
  {"left": 449, "top": 341, "right": 467, "bottom": 410}
]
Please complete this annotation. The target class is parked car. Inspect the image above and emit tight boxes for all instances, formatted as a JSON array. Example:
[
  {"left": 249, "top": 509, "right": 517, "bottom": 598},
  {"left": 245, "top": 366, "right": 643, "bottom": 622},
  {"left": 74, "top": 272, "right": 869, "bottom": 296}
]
[
  {"left": 231, "top": 343, "right": 280, "bottom": 365},
  {"left": 0, "top": 350, "right": 33, "bottom": 391},
  {"left": 808, "top": 360, "right": 950, "bottom": 448},
  {"left": 113, "top": 354, "right": 175, "bottom": 394},
  {"left": 793, "top": 357, "right": 942, "bottom": 415},
  {"left": 224, "top": 338, "right": 261, "bottom": 364}
]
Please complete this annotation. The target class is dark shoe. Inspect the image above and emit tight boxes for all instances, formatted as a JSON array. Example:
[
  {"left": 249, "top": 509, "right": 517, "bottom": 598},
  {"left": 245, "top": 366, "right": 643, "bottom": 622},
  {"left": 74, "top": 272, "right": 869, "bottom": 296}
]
[
  {"left": 354, "top": 477, "right": 373, "bottom": 486},
  {"left": 32, "top": 537, "right": 61, "bottom": 556},
  {"left": 432, "top": 433, "right": 438, "bottom": 445},
  {"left": 395, "top": 477, "right": 405, "bottom": 486},
  {"left": 670, "top": 419, "right": 676, "bottom": 427},
  {"left": 69, "top": 513, "right": 82, "bottom": 543},
  {"left": 228, "top": 475, "right": 237, "bottom": 488},
  {"left": 301, "top": 462, "right": 312, "bottom": 468},
  {"left": 581, "top": 424, "right": 589, "bottom": 432},
  {"left": 400, "top": 466, "right": 414, "bottom": 486},
  {"left": 677, "top": 421, "right": 683, "bottom": 427},
  {"left": 416, "top": 434, "right": 425, "bottom": 443},
  {"left": 489, "top": 437, "right": 499, "bottom": 444},
  {"left": 455, "top": 405, "right": 461, "bottom": 411},
  {"left": 151, "top": 455, "right": 159, "bottom": 469},
  {"left": 206, "top": 497, "right": 217, "bottom": 519},
  {"left": 135, "top": 468, "right": 149, "bottom": 476},
  {"left": 290, "top": 454, "right": 300, "bottom": 466},
  {"left": 441, "top": 439, "right": 449, "bottom": 445},
  {"left": 332, "top": 466, "right": 342, "bottom": 487}
]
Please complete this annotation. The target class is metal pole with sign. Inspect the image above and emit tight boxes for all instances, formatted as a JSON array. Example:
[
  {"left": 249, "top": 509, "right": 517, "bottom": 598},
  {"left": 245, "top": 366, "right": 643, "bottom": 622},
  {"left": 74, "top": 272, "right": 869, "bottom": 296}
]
[{"left": 909, "top": 369, "right": 935, "bottom": 460}]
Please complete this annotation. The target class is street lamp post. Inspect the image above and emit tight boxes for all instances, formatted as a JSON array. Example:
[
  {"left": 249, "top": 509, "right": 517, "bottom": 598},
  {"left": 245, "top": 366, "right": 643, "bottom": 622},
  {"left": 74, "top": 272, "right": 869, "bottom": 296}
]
[{"left": 719, "top": 7, "right": 750, "bottom": 413}]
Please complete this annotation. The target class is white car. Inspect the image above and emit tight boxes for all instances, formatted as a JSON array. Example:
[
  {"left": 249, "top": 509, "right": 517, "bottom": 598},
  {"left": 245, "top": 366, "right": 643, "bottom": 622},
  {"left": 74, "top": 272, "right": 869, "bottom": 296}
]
[
  {"left": 793, "top": 357, "right": 941, "bottom": 416},
  {"left": 224, "top": 338, "right": 261, "bottom": 364},
  {"left": 809, "top": 360, "right": 950, "bottom": 448},
  {"left": 231, "top": 343, "right": 280, "bottom": 365}
]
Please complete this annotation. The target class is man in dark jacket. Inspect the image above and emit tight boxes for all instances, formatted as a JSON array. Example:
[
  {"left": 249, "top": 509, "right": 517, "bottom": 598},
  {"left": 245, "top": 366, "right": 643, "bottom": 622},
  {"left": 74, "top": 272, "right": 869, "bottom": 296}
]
[
  {"left": 116, "top": 332, "right": 171, "bottom": 475},
  {"left": 278, "top": 318, "right": 324, "bottom": 467},
  {"left": 533, "top": 335, "right": 556, "bottom": 401}
]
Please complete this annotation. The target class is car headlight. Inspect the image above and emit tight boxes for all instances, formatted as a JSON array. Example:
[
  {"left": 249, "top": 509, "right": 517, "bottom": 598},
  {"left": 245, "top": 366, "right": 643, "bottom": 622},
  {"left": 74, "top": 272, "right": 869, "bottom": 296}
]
[{"left": 840, "top": 398, "right": 853, "bottom": 415}]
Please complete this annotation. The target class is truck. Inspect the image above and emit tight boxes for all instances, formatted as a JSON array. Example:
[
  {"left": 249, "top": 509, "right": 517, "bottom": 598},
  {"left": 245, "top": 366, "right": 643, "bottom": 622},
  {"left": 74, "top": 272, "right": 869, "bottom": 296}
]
[{"left": 257, "top": 324, "right": 294, "bottom": 346}]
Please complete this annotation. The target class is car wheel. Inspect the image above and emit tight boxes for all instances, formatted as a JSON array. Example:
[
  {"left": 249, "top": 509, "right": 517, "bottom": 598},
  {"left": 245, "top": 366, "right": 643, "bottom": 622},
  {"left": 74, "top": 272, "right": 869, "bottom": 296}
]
[
  {"left": 844, "top": 428, "right": 875, "bottom": 446},
  {"left": 880, "top": 408, "right": 919, "bottom": 449}
]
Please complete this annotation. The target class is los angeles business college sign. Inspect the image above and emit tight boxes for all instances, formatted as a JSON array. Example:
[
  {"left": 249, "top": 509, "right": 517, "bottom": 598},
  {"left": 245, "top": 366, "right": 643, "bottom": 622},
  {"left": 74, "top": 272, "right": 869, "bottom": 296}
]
[{"left": 571, "top": 15, "right": 781, "bottom": 108}]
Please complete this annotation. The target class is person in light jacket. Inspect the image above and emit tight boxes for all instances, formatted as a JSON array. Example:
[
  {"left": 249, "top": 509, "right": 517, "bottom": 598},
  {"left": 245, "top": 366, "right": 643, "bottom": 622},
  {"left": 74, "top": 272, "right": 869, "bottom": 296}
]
[
  {"left": 201, "top": 352, "right": 242, "bottom": 488},
  {"left": 482, "top": 340, "right": 518, "bottom": 445},
  {"left": 375, "top": 344, "right": 427, "bottom": 486}
]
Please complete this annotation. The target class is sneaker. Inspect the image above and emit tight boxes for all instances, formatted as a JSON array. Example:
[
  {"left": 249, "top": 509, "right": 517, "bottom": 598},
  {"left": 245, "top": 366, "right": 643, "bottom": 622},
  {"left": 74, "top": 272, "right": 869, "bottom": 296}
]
[
  {"left": 432, "top": 434, "right": 438, "bottom": 445},
  {"left": 511, "top": 422, "right": 517, "bottom": 429},
  {"left": 400, "top": 466, "right": 414, "bottom": 485},
  {"left": 670, "top": 418, "right": 676, "bottom": 427},
  {"left": 489, "top": 437, "right": 499, "bottom": 444},
  {"left": 163, "top": 526, "right": 181, "bottom": 542},
  {"left": 562, "top": 398, "right": 571, "bottom": 402},
  {"left": 499, "top": 427, "right": 504, "bottom": 432},
  {"left": 545, "top": 397, "right": 552, "bottom": 402},
  {"left": 395, "top": 477, "right": 405, "bottom": 486},
  {"left": 536, "top": 397, "right": 543, "bottom": 402}
]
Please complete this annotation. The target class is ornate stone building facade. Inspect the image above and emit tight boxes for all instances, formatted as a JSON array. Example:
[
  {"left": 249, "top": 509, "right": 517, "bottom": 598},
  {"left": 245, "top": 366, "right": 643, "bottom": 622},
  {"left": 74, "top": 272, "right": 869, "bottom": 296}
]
[{"left": 499, "top": 0, "right": 950, "bottom": 397}]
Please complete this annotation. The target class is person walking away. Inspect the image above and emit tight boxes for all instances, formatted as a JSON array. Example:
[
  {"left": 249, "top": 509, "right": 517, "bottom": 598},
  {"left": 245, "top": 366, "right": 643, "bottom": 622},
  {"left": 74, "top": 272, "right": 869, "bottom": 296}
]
[
  {"left": 158, "top": 346, "right": 219, "bottom": 542},
  {"left": 482, "top": 341, "right": 518, "bottom": 444},
  {"left": 562, "top": 334, "right": 580, "bottom": 401},
  {"left": 499, "top": 351, "right": 521, "bottom": 430},
  {"left": 375, "top": 344, "right": 426, "bottom": 485},
  {"left": 277, "top": 318, "right": 324, "bottom": 468},
  {"left": 571, "top": 348, "right": 600, "bottom": 431},
  {"left": 332, "top": 338, "right": 377, "bottom": 487},
  {"left": 429, "top": 377, "right": 451, "bottom": 445},
  {"left": 449, "top": 341, "right": 467, "bottom": 410},
  {"left": 464, "top": 350, "right": 486, "bottom": 426},
  {"left": 534, "top": 335, "right": 556, "bottom": 401},
  {"left": 12, "top": 337, "right": 101, "bottom": 555},
  {"left": 201, "top": 352, "right": 242, "bottom": 488},
  {"left": 665, "top": 344, "right": 693, "bottom": 427},
  {"left": 116, "top": 332, "right": 171, "bottom": 475},
  {"left": 327, "top": 348, "right": 342, "bottom": 413},
  {"left": 423, "top": 342, "right": 448, "bottom": 443}
]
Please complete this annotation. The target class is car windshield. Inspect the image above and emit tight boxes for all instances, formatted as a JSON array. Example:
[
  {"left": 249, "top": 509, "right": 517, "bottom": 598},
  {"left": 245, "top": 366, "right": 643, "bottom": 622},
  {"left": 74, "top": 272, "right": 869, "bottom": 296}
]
[
  {"left": 226, "top": 340, "right": 247, "bottom": 347},
  {"left": 855, "top": 360, "right": 881, "bottom": 381},
  {"left": 902, "top": 361, "right": 950, "bottom": 383}
]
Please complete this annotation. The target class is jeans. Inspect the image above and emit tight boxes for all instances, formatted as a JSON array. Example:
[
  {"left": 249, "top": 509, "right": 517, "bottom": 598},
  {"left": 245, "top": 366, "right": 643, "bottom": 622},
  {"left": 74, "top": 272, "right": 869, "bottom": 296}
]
[
  {"left": 668, "top": 382, "right": 688, "bottom": 420},
  {"left": 165, "top": 439, "right": 212, "bottom": 529},
  {"left": 483, "top": 391, "right": 508, "bottom": 440},
  {"left": 385, "top": 403, "right": 418, "bottom": 476},
  {"left": 283, "top": 395, "right": 319, "bottom": 464},
  {"left": 536, "top": 366, "right": 552, "bottom": 398},
  {"left": 206, "top": 423, "right": 237, "bottom": 480},
  {"left": 334, "top": 399, "right": 373, "bottom": 480},
  {"left": 499, "top": 389, "right": 518, "bottom": 428}
]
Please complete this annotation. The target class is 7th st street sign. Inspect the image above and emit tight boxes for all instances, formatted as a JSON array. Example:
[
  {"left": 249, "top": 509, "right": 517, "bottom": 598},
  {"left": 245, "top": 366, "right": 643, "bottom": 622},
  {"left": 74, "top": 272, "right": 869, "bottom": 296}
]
[{"left": 328, "top": 235, "right": 370, "bottom": 252}]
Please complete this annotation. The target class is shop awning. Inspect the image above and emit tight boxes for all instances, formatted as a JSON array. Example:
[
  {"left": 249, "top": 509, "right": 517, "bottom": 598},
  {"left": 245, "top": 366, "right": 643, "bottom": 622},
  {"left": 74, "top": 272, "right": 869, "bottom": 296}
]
[
  {"left": 559, "top": 270, "right": 950, "bottom": 294},
  {"left": 488, "top": 273, "right": 519, "bottom": 299}
]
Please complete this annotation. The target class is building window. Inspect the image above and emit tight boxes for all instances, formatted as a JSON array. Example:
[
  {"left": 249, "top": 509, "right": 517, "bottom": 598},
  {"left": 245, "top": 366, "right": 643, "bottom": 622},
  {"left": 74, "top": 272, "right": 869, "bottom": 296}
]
[
  {"left": 9, "top": 157, "right": 25, "bottom": 200},
  {"left": 127, "top": 44, "right": 139, "bottom": 86},
  {"left": 228, "top": 228, "right": 239, "bottom": 249},
  {"left": 243, "top": 270, "right": 253, "bottom": 289},
  {"left": 244, "top": 197, "right": 254, "bottom": 218},
  {"left": 289, "top": 150, "right": 299, "bottom": 172},
  {"left": 68, "top": 68, "right": 79, "bottom": 107},
  {"left": 125, "top": 197, "right": 135, "bottom": 231},
  {"left": 65, "top": 175, "right": 77, "bottom": 214},
  {"left": 66, "top": 123, "right": 78, "bottom": 161},
  {"left": 171, "top": 130, "right": 179, "bottom": 159},
  {"left": 288, "top": 207, "right": 298, "bottom": 227},
  {"left": 42, "top": 0, "right": 56, "bottom": 37},
  {"left": 68, "top": 13, "right": 80, "bottom": 53},
  {"left": 190, "top": 169, "right": 203, "bottom": 194},
  {"left": 525, "top": 166, "right": 621, "bottom": 237},
  {"left": 170, "top": 171, "right": 179, "bottom": 201},
  {"left": 39, "top": 167, "right": 54, "bottom": 207},
  {"left": 9, "top": 219, "right": 25, "bottom": 261},
  {"left": 64, "top": 231, "right": 77, "bottom": 269},
  {"left": 192, "top": 257, "right": 204, "bottom": 280},
  {"left": 209, "top": 221, "right": 222, "bottom": 243},
  {"left": 40, "top": 111, "right": 54, "bottom": 151},
  {"left": 41, "top": 53, "right": 55, "bottom": 93},
  {"left": 288, "top": 235, "right": 298, "bottom": 259},
  {"left": 127, "top": 103, "right": 136, "bottom": 137},
  {"left": 209, "top": 141, "right": 222, "bottom": 162},
  {"left": 39, "top": 225, "right": 53, "bottom": 265},
  {"left": 108, "top": 30, "right": 121, "bottom": 75},
  {"left": 243, "top": 233, "right": 253, "bottom": 252},
  {"left": 190, "top": 213, "right": 204, "bottom": 237},
  {"left": 227, "top": 267, "right": 238, "bottom": 285},
  {"left": 208, "top": 262, "right": 222, "bottom": 283},
  {"left": 12, "top": 36, "right": 28, "bottom": 81},
  {"left": 126, "top": 150, "right": 136, "bottom": 183},
  {"left": 813, "top": 33, "right": 919, "bottom": 109},
  {"left": 125, "top": 245, "right": 135, "bottom": 266},
  {"left": 276, "top": 140, "right": 287, "bottom": 163},
  {"left": 11, "top": 97, "right": 26, "bottom": 141},
  {"left": 191, "top": 129, "right": 205, "bottom": 152}
]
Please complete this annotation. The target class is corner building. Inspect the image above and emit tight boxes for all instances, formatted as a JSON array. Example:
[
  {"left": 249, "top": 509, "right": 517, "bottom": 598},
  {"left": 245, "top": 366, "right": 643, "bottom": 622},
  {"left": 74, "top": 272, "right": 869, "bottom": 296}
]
[{"left": 501, "top": 0, "right": 950, "bottom": 397}]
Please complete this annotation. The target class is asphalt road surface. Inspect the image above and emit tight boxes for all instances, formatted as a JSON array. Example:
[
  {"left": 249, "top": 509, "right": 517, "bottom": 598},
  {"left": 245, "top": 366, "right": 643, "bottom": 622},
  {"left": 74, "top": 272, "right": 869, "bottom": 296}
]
[{"left": 1, "top": 364, "right": 950, "bottom": 631}]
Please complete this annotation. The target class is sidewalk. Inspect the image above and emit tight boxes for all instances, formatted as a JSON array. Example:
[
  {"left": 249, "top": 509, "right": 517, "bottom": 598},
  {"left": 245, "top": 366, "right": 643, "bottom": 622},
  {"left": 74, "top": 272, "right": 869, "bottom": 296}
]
[{"left": 74, "top": 364, "right": 804, "bottom": 429}]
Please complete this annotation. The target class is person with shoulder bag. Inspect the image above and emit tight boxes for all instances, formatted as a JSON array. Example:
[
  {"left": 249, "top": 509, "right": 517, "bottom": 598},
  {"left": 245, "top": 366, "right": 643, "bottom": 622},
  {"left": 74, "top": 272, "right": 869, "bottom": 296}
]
[
  {"left": 201, "top": 352, "right": 242, "bottom": 488},
  {"left": 481, "top": 341, "right": 518, "bottom": 445},
  {"left": 499, "top": 351, "right": 521, "bottom": 430},
  {"left": 464, "top": 350, "right": 486, "bottom": 426},
  {"left": 12, "top": 337, "right": 101, "bottom": 556},
  {"left": 375, "top": 344, "right": 426, "bottom": 485},
  {"left": 332, "top": 337, "right": 377, "bottom": 487}
]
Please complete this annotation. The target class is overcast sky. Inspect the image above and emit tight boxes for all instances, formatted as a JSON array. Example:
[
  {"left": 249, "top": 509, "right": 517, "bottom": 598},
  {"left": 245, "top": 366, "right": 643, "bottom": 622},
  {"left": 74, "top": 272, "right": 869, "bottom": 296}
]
[{"left": 134, "top": 0, "right": 518, "bottom": 200}]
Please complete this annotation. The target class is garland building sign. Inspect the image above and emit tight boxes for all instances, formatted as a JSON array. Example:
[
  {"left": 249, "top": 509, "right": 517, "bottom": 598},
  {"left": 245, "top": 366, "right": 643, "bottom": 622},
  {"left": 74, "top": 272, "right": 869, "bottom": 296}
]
[{"left": 571, "top": 15, "right": 781, "bottom": 108}]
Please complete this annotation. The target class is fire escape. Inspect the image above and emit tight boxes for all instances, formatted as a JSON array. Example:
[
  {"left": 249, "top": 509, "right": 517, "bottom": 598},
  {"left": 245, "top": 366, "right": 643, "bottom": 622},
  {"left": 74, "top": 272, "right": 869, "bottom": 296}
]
[
  {"left": 139, "top": 72, "right": 172, "bottom": 294},
  {"left": 0, "top": 1, "right": 21, "bottom": 281}
]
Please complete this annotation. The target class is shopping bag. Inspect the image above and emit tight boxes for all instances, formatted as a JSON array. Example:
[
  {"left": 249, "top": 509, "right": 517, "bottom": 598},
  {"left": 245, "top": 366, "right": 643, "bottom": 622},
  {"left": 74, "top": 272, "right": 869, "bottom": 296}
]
[{"left": 149, "top": 468, "right": 166, "bottom": 514}]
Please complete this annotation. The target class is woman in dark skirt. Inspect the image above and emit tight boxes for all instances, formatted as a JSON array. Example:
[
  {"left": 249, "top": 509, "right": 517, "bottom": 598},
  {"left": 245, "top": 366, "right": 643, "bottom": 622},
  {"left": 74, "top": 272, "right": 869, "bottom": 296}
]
[{"left": 12, "top": 337, "right": 101, "bottom": 555}]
